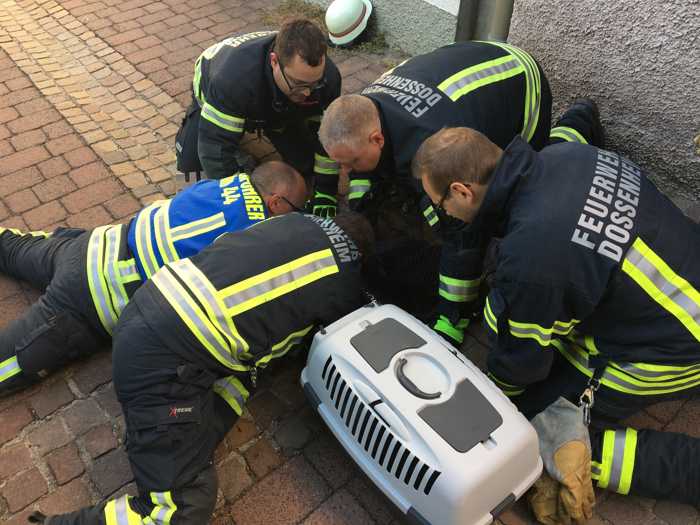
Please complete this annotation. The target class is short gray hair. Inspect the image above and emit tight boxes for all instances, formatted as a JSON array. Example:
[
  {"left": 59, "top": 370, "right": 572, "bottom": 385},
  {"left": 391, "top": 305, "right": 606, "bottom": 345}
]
[
  {"left": 319, "top": 94, "right": 379, "bottom": 151},
  {"left": 250, "top": 160, "right": 303, "bottom": 195}
]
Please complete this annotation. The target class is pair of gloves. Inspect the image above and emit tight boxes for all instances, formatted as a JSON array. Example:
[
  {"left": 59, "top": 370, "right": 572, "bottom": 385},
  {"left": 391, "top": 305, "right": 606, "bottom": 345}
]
[{"left": 529, "top": 397, "right": 596, "bottom": 525}]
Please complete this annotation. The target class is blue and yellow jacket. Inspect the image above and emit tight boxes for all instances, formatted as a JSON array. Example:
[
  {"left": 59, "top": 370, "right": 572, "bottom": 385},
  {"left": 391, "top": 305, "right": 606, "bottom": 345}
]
[{"left": 85, "top": 173, "right": 268, "bottom": 335}]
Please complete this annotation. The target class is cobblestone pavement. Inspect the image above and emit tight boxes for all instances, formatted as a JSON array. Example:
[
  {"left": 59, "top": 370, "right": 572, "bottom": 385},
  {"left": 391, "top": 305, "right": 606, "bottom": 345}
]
[{"left": 0, "top": 1, "right": 698, "bottom": 524}]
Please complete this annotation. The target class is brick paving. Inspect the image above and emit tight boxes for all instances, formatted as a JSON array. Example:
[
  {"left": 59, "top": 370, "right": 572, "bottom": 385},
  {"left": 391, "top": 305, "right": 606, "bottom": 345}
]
[{"left": 0, "top": 0, "right": 698, "bottom": 524}]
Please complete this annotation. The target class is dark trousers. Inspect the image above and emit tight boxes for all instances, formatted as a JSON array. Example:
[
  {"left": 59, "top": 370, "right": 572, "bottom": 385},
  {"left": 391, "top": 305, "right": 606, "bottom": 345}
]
[
  {"left": 0, "top": 228, "right": 104, "bottom": 397},
  {"left": 514, "top": 349, "right": 700, "bottom": 505},
  {"left": 48, "top": 300, "right": 240, "bottom": 524}
]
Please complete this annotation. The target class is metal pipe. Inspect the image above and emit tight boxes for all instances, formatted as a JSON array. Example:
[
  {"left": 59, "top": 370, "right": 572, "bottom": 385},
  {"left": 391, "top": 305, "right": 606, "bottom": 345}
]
[{"left": 455, "top": 0, "right": 514, "bottom": 43}]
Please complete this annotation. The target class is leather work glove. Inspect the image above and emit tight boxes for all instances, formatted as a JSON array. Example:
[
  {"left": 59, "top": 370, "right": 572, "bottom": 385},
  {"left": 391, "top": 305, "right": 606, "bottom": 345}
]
[
  {"left": 311, "top": 192, "right": 337, "bottom": 218},
  {"left": 529, "top": 397, "right": 595, "bottom": 525},
  {"left": 432, "top": 315, "right": 469, "bottom": 346}
]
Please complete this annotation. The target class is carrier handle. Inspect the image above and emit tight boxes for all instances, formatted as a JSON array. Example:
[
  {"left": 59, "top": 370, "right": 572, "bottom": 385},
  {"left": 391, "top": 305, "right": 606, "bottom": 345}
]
[{"left": 395, "top": 358, "right": 441, "bottom": 400}]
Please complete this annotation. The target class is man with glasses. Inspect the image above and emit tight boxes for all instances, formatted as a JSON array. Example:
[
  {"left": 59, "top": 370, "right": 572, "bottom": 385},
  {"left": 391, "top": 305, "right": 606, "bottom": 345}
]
[
  {"left": 175, "top": 18, "right": 342, "bottom": 210},
  {"left": 0, "top": 161, "right": 307, "bottom": 398},
  {"left": 414, "top": 126, "right": 700, "bottom": 519}
]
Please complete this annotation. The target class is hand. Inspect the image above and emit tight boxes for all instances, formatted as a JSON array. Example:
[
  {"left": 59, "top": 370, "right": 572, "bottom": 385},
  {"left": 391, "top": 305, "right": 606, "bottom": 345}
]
[
  {"left": 432, "top": 315, "right": 469, "bottom": 346},
  {"left": 312, "top": 192, "right": 337, "bottom": 218}
]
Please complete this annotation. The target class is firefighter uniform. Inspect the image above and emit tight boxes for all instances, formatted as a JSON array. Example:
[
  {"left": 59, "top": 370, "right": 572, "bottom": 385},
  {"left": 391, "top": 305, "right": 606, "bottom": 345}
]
[
  {"left": 175, "top": 31, "right": 341, "bottom": 193},
  {"left": 42, "top": 213, "right": 366, "bottom": 525},
  {"left": 475, "top": 136, "right": 700, "bottom": 503},
  {"left": 341, "top": 41, "right": 571, "bottom": 333},
  {"left": 0, "top": 174, "right": 270, "bottom": 396}
]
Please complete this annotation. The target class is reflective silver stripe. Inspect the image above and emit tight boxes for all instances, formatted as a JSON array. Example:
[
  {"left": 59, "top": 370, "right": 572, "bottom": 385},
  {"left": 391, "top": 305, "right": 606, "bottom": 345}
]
[
  {"left": 134, "top": 204, "right": 161, "bottom": 278},
  {"left": 223, "top": 253, "right": 337, "bottom": 310},
  {"left": 550, "top": 127, "right": 583, "bottom": 143},
  {"left": 115, "top": 495, "right": 130, "bottom": 525},
  {"left": 440, "top": 56, "right": 521, "bottom": 98},
  {"left": 152, "top": 506, "right": 168, "bottom": 525},
  {"left": 614, "top": 361, "right": 700, "bottom": 379},
  {"left": 314, "top": 154, "right": 339, "bottom": 171},
  {"left": 213, "top": 376, "right": 248, "bottom": 410},
  {"left": 152, "top": 268, "right": 244, "bottom": 371},
  {"left": 87, "top": 227, "right": 118, "bottom": 332},
  {"left": 625, "top": 243, "right": 700, "bottom": 332},
  {"left": 104, "top": 227, "right": 130, "bottom": 318},
  {"left": 438, "top": 278, "right": 480, "bottom": 300},
  {"left": 0, "top": 356, "right": 21, "bottom": 382},
  {"left": 174, "top": 260, "right": 246, "bottom": 352},
  {"left": 154, "top": 204, "right": 178, "bottom": 266},
  {"left": 119, "top": 261, "right": 139, "bottom": 279},
  {"left": 348, "top": 181, "right": 371, "bottom": 193},
  {"left": 170, "top": 212, "right": 226, "bottom": 242},
  {"left": 607, "top": 430, "right": 626, "bottom": 492},
  {"left": 591, "top": 463, "right": 602, "bottom": 477},
  {"left": 508, "top": 324, "right": 553, "bottom": 343},
  {"left": 200, "top": 103, "right": 244, "bottom": 133}
]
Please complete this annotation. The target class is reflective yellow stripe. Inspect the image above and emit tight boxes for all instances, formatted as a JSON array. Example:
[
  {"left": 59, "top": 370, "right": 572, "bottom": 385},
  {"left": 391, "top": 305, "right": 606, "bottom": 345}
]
[
  {"left": 200, "top": 100, "right": 245, "bottom": 133},
  {"left": 314, "top": 153, "right": 340, "bottom": 175},
  {"left": 484, "top": 296, "right": 498, "bottom": 333},
  {"left": 550, "top": 125, "right": 588, "bottom": 144},
  {"left": 255, "top": 325, "right": 314, "bottom": 368},
  {"left": 622, "top": 237, "right": 700, "bottom": 342},
  {"left": 590, "top": 461, "right": 602, "bottom": 481},
  {"left": 0, "top": 356, "right": 21, "bottom": 382},
  {"left": 103, "top": 226, "right": 131, "bottom": 323},
  {"left": 0, "top": 227, "right": 50, "bottom": 237},
  {"left": 348, "top": 179, "right": 371, "bottom": 201},
  {"left": 86, "top": 226, "right": 118, "bottom": 334},
  {"left": 555, "top": 339, "right": 700, "bottom": 395},
  {"left": 150, "top": 491, "right": 177, "bottom": 525},
  {"left": 485, "top": 42, "right": 541, "bottom": 142},
  {"left": 438, "top": 54, "right": 524, "bottom": 102},
  {"left": 596, "top": 429, "right": 637, "bottom": 494},
  {"left": 104, "top": 495, "right": 142, "bottom": 525},
  {"left": 170, "top": 212, "right": 227, "bottom": 243},
  {"left": 153, "top": 202, "right": 178, "bottom": 267},
  {"left": 508, "top": 318, "right": 580, "bottom": 347},
  {"left": 438, "top": 274, "right": 480, "bottom": 303},
  {"left": 151, "top": 266, "right": 248, "bottom": 372},
  {"left": 213, "top": 375, "right": 250, "bottom": 415},
  {"left": 487, "top": 371, "right": 525, "bottom": 396},
  {"left": 422, "top": 204, "right": 438, "bottom": 227},
  {"left": 134, "top": 202, "right": 164, "bottom": 279},
  {"left": 221, "top": 249, "right": 339, "bottom": 317}
]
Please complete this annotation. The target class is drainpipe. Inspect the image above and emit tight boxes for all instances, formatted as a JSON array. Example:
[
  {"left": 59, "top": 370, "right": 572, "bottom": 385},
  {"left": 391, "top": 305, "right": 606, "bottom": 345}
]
[{"left": 455, "top": 0, "right": 514, "bottom": 42}]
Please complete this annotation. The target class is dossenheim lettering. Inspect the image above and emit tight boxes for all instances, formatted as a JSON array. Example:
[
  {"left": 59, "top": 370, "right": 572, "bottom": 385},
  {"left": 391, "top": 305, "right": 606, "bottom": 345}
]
[{"left": 571, "top": 150, "right": 642, "bottom": 262}]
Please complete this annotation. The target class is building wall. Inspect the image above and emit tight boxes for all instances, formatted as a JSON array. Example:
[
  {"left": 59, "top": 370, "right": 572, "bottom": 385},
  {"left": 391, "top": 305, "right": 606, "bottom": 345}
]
[{"left": 312, "top": 0, "right": 699, "bottom": 206}]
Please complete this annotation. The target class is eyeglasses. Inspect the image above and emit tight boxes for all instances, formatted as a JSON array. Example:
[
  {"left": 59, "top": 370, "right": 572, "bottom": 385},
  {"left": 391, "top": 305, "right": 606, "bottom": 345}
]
[
  {"left": 278, "top": 59, "right": 327, "bottom": 95},
  {"left": 434, "top": 182, "right": 453, "bottom": 215},
  {"left": 280, "top": 195, "right": 306, "bottom": 213}
]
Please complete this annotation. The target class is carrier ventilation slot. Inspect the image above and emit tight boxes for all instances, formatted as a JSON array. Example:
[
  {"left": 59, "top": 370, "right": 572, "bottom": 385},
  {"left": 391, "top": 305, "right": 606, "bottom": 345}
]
[{"left": 321, "top": 356, "right": 442, "bottom": 495}]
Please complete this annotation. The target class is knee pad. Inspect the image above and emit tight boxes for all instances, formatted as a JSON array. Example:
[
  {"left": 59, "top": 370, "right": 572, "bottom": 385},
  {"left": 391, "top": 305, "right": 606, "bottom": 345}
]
[{"left": 16, "top": 310, "right": 102, "bottom": 374}]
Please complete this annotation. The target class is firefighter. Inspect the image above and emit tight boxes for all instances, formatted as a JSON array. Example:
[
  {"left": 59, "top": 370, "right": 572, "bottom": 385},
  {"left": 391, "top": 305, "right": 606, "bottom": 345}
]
[
  {"left": 28, "top": 212, "right": 373, "bottom": 525},
  {"left": 317, "top": 40, "right": 602, "bottom": 340},
  {"left": 0, "top": 161, "right": 307, "bottom": 397},
  {"left": 174, "top": 18, "right": 342, "bottom": 205},
  {"left": 414, "top": 127, "right": 700, "bottom": 517}
]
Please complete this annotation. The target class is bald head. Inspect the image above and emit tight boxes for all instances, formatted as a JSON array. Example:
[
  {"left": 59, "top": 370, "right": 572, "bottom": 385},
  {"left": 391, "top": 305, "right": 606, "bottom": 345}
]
[
  {"left": 319, "top": 94, "right": 380, "bottom": 151},
  {"left": 251, "top": 160, "right": 308, "bottom": 216}
]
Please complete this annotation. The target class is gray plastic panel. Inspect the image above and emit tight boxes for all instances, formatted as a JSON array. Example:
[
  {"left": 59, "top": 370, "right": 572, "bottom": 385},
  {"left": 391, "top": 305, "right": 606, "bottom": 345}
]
[
  {"left": 350, "top": 318, "right": 427, "bottom": 373},
  {"left": 419, "top": 378, "right": 503, "bottom": 453}
]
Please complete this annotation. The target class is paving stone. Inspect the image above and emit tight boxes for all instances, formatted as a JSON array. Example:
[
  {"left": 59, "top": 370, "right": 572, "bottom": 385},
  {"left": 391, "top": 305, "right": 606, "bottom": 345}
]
[
  {"left": 0, "top": 402, "right": 34, "bottom": 446},
  {"left": 68, "top": 160, "right": 111, "bottom": 187},
  {"left": 0, "top": 442, "right": 32, "bottom": 480},
  {"left": 67, "top": 204, "right": 113, "bottom": 229},
  {"left": 230, "top": 456, "right": 331, "bottom": 525},
  {"left": 346, "top": 475, "right": 398, "bottom": 525},
  {"left": 664, "top": 397, "right": 700, "bottom": 437},
  {"left": 23, "top": 200, "right": 68, "bottom": 230},
  {"left": 63, "top": 146, "right": 98, "bottom": 168},
  {"left": 37, "top": 156, "right": 71, "bottom": 178},
  {"left": 225, "top": 417, "right": 260, "bottom": 450},
  {"left": 104, "top": 192, "right": 140, "bottom": 219},
  {"left": 302, "top": 489, "right": 375, "bottom": 525},
  {"left": 62, "top": 178, "right": 122, "bottom": 213},
  {"left": 5, "top": 188, "right": 39, "bottom": 213},
  {"left": 244, "top": 437, "right": 283, "bottom": 479},
  {"left": 29, "top": 376, "right": 74, "bottom": 418},
  {"left": 218, "top": 453, "right": 253, "bottom": 502},
  {"left": 620, "top": 410, "right": 664, "bottom": 431},
  {"left": 94, "top": 384, "right": 122, "bottom": 418},
  {"left": 35, "top": 477, "right": 92, "bottom": 516},
  {"left": 274, "top": 415, "right": 312, "bottom": 453},
  {"left": 10, "top": 128, "right": 45, "bottom": 150},
  {"left": 70, "top": 350, "right": 113, "bottom": 395},
  {"left": 62, "top": 398, "right": 109, "bottom": 436},
  {"left": 596, "top": 493, "right": 656, "bottom": 524},
  {"left": 304, "top": 432, "right": 356, "bottom": 490},
  {"left": 2, "top": 467, "right": 48, "bottom": 512},
  {"left": 653, "top": 499, "right": 699, "bottom": 525},
  {"left": 33, "top": 174, "right": 78, "bottom": 202},
  {"left": 89, "top": 447, "right": 133, "bottom": 496},
  {"left": 28, "top": 415, "right": 71, "bottom": 455},
  {"left": 47, "top": 442, "right": 84, "bottom": 484},
  {"left": 82, "top": 423, "right": 118, "bottom": 459},
  {"left": 45, "top": 134, "right": 84, "bottom": 156},
  {"left": 246, "top": 390, "right": 289, "bottom": 430},
  {"left": 0, "top": 293, "right": 29, "bottom": 327},
  {"left": 496, "top": 498, "right": 536, "bottom": 525},
  {"left": 644, "top": 399, "right": 687, "bottom": 425},
  {"left": 0, "top": 166, "right": 44, "bottom": 197}
]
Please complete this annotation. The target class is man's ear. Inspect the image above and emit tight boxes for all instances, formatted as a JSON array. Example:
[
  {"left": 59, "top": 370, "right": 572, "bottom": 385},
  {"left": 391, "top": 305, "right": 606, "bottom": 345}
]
[
  {"left": 269, "top": 52, "right": 278, "bottom": 67},
  {"left": 369, "top": 129, "right": 384, "bottom": 149},
  {"left": 451, "top": 181, "right": 473, "bottom": 201}
]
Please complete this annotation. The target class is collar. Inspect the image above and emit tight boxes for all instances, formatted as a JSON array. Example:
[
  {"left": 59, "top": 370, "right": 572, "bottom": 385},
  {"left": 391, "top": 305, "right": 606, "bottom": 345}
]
[{"left": 469, "top": 136, "right": 538, "bottom": 238}]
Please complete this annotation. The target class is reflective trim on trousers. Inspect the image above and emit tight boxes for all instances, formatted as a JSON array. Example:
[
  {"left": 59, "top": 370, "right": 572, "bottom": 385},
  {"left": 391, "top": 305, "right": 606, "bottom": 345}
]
[
  {"left": 0, "top": 356, "right": 21, "bottom": 382},
  {"left": 549, "top": 125, "right": 588, "bottom": 144},
  {"left": 594, "top": 428, "right": 637, "bottom": 495},
  {"left": 213, "top": 375, "right": 250, "bottom": 416}
]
